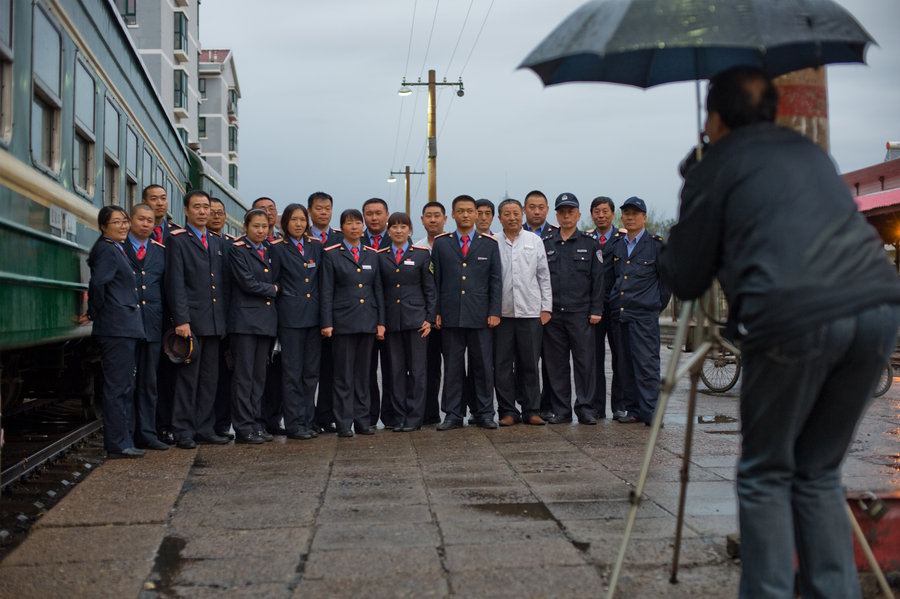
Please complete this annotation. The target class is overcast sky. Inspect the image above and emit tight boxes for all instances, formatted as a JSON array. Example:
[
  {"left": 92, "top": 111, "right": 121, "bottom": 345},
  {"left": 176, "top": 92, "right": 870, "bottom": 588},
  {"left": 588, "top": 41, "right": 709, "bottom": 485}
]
[{"left": 201, "top": 0, "right": 900, "bottom": 228}]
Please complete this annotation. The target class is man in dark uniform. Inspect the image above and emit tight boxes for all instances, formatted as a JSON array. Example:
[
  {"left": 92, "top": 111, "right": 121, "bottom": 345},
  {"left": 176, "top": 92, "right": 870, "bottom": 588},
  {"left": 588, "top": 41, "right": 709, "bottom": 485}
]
[
  {"left": 610, "top": 196, "right": 670, "bottom": 425},
  {"left": 541, "top": 193, "right": 604, "bottom": 424},
  {"left": 587, "top": 196, "right": 623, "bottom": 419},
  {"left": 165, "top": 190, "right": 230, "bottom": 449},
  {"left": 208, "top": 197, "right": 235, "bottom": 439},
  {"left": 362, "top": 197, "right": 395, "bottom": 428},
  {"left": 125, "top": 204, "right": 169, "bottom": 451},
  {"left": 253, "top": 196, "right": 282, "bottom": 241},
  {"left": 415, "top": 201, "right": 447, "bottom": 426},
  {"left": 431, "top": 195, "right": 502, "bottom": 430},
  {"left": 307, "top": 191, "right": 342, "bottom": 433},
  {"left": 143, "top": 184, "right": 183, "bottom": 243}
]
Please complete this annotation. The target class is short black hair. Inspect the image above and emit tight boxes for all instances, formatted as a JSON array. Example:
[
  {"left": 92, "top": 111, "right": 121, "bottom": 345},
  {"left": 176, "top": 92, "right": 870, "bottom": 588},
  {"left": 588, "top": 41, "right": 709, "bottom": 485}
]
[
  {"left": 475, "top": 198, "right": 495, "bottom": 215},
  {"left": 451, "top": 195, "right": 476, "bottom": 210},
  {"left": 209, "top": 197, "right": 225, "bottom": 208},
  {"left": 590, "top": 196, "right": 615, "bottom": 212},
  {"left": 387, "top": 211, "right": 412, "bottom": 228},
  {"left": 421, "top": 201, "right": 446, "bottom": 216},
  {"left": 252, "top": 196, "right": 275, "bottom": 208},
  {"left": 130, "top": 203, "right": 154, "bottom": 217},
  {"left": 524, "top": 190, "right": 547, "bottom": 204},
  {"left": 308, "top": 192, "right": 333, "bottom": 208},
  {"left": 183, "top": 189, "right": 210, "bottom": 208},
  {"left": 340, "top": 208, "right": 364, "bottom": 226},
  {"left": 142, "top": 184, "right": 165, "bottom": 200},
  {"left": 362, "top": 197, "right": 389, "bottom": 213},
  {"left": 497, "top": 198, "right": 522, "bottom": 214},
  {"left": 98, "top": 204, "right": 128, "bottom": 229},
  {"left": 707, "top": 65, "right": 779, "bottom": 130}
]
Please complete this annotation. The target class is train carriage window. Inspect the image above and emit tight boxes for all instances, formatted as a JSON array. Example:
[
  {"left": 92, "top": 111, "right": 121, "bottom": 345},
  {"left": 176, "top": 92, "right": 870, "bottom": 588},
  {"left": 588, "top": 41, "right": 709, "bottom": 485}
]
[
  {"left": 103, "top": 98, "right": 120, "bottom": 206},
  {"left": 73, "top": 133, "right": 94, "bottom": 195},
  {"left": 73, "top": 59, "right": 96, "bottom": 195},
  {"left": 0, "top": 0, "right": 11, "bottom": 54},
  {"left": 142, "top": 148, "right": 152, "bottom": 188},
  {"left": 0, "top": 0, "right": 12, "bottom": 143},
  {"left": 104, "top": 98, "right": 119, "bottom": 157},
  {"left": 32, "top": 5, "right": 61, "bottom": 171},
  {"left": 104, "top": 159, "right": 119, "bottom": 206},
  {"left": 126, "top": 127, "right": 138, "bottom": 175},
  {"left": 156, "top": 165, "right": 165, "bottom": 188},
  {"left": 74, "top": 60, "right": 95, "bottom": 134}
]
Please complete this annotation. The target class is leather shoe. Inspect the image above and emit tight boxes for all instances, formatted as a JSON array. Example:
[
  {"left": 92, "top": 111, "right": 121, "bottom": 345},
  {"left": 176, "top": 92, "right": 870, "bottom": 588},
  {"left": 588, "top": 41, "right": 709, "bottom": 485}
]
[
  {"left": 337, "top": 429, "right": 354, "bottom": 438},
  {"left": 256, "top": 430, "right": 274, "bottom": 442},
  {"left": 215, "top": 430, "right": 235, "bottom": 440},
  {"left": 356, "top": 426, "right": 375, "bottom": 435},
  {"left": 316, "top": 423, "right": 338, "bottom": 434},
  {"left": 176, "top": 438, "right": 197, "bottom": 449},
  {"left": 143, "top": 440, "right": 171, "bottom": 451},
  {"left": 499, "top": 415, "right": 516, "bottom": 427},
  {"left": 400, "top": 425, "right": 421, "bottom": 432},
  {"left": 160, "top": 430, "right": 176, "bottom": 445},
  {"left": 107, "top": 447, "right": 145, "bottom": 459},
  {"left": 578, "top": 413, "right": 598, "bottom": 425},
  {"left": 235, "top": 432, "right": 264, "bottom": 444},
  {"left": 616, "top": 413, "right": 640, "bottom": 424},
  {"left": 436, "top": 420, "right": 463, "bottom": 431},
  {"left": 286, "top": 430, "right": 315, "bottom": 440},
  {"left": 196, "top": 434, "right": 230, "bottom": 445},
  {"left": 474, "top": 419, "right": 498, "bottom": 429},
  {"left": 539, "top": 411, "right": 554, "bottom": 421},
  {"left": 547, "top": 415, "right": 573, "bottom": 424},
  {"left": 525, "top": 414, "right": 546, "bottom": 426}
]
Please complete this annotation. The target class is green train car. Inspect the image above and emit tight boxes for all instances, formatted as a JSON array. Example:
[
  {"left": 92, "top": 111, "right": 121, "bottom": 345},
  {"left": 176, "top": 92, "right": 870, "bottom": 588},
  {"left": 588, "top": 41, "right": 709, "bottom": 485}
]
[{"left": 0, "top": 1, "right": 245, "bottom": 414}]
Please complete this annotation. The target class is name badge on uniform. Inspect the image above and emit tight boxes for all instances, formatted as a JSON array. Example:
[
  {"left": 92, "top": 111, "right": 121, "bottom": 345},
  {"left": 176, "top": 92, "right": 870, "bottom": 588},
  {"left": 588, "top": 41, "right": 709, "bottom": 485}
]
[
  {"left": 546, "top": 250, "right": 556, "bottom": 256},
  {"left": 362, "top": 264, "right": 372, "bottom": 270},
  {"left": 477, "top": 256, "right": 488, "bottom": 261},
  {"left": 403, "top": 260, "right": 415, "bottom": 266},
  {"left": 577, "top": 248, "right": 588, "bottom": 253},
  {"left": 306, "top": 261, "right": 316, "bottom": 268}
]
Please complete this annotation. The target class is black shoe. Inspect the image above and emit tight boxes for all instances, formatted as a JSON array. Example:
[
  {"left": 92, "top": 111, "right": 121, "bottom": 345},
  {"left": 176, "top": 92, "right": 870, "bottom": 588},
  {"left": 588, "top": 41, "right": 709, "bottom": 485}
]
[
  {"left": 392, "top": 424, "right": 408, "bottom": 433},
  {"left": 356, "top": 426, "right": 375, "bottom": 435},
  {"left": 548, "top": 415, "right": 573, "bottom": 424},
  {"left": 577, "top": 413, "right": 598, "bottom": 425},
  {"left": 397, "top": 425, "right": 421, "bottom": 432},
  {"left": 160, "top": 431, "right": 176, "bottom": 445},
  {"left": 215, "top": 430, "right": 235, "bottom": 440},
  {"left": 286, "top": 430, "right": 315, "bottom": 440},
  {"left": 474, "top": 419, "right": 498, "bottom": 429},
  {"left": 266, "top": 426, "right": 288, "bottom": 436},
  {"left": 337, "top": 429, "right": 354, "bottom": 438},
  {"left": 235, "top": 432, "right": 264, "bottom": 444},
  {"left": 142, "top": 440, "right": 171, "bottom": 451},
  {"left": 256, "top": 430, "right": 274, "bottom": 442},
  {"left": 107, "top": 447, "right": 146, "bottom": 459},
  {"left": 436, "top": 420, "right": 464, "bottom": 431},
  {"left": 316, "top": 423, "right": 338, "bottom": 434},
  {"left": 539, "top": 411, "right": 554, "bottom": 421},
  {"left": 196, "top": 434, "right": 230, "bottom": 445},
  {"left": 176, "top": 438, "right": 197, "bottom": 449}
]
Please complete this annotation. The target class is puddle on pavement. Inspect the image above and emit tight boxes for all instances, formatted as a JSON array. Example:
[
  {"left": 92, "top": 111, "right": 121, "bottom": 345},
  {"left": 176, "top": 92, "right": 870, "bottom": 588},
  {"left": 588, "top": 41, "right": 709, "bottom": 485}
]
[
  {"left": 466, "top": 502, "right": 555, "bottom": 520},
  {"left": 145, "top": 535, "right": 187, "bottom": 596}
]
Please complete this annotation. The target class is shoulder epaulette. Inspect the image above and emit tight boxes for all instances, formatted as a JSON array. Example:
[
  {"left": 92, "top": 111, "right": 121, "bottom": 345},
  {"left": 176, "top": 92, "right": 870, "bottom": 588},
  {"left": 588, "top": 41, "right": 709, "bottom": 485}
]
[
  {"left": 435, "top": 232, "right": 451, "bottom": 238},
  {"left": 269, "top": 238, "right": 284, "bottom": 245},
  {"left": 478, "top": 234, "right": 498, "bottom": 242},
  {"left": 375, "top": 246, "right": 390, "bottom": 253},
  {"left": 167, "top": 220, "right": 183, "bottom": 228},
  {"left": 308, "top": 236, "right": 323, "bottom": 245},
  {"left": 362, "top": 245, "right": 376, "bottom": 251},
  {"left": 411, "top": 245, "right": 430, "bottom": 251},
  {"left": 324, "top": 244, "right": 341, "bottom": 251},
  {"left": 208, "top": 231, "right": 222, "bottom": 238},
  {"left": 547, "top": 224, "right": 559, "bottom": 229},
  {"left": 170, "top": 229, "right": 186, "bottom": 236},
  {"left": 150, "top": 239, "right": 165, "bottom": 248},
  {"left": 232, "top": 240, "right": 246, "bottom": 247},
  {"left": 103, "top": 237, "right": 116, "bottom": 244},
  {"left": 225, "top": 234, "right": 236, "bottom": 240},
  {"left": 652, "top": 234, "right": 664, "bottom": 241},
  {"left": 618, "top": 227, "right": 627, "bottom": 234}
]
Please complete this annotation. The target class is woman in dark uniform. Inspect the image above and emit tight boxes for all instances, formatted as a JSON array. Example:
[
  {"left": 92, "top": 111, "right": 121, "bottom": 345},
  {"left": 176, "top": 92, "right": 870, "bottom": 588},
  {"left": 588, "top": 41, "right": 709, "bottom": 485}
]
[
  {"left": 320, "top": 209, "right": 385, "bottom": 437},
  {"left": 85, "top": 205, "right": 147, "bottom": 458},
  {"left": 378, "top": 212, "right": 436, "bottom": 432},
  {"left": 228, "top": 208, "right": 278, "bottom": 444},
  {"left": 271, "top": 203, "right": 323, "bottom": 440}
]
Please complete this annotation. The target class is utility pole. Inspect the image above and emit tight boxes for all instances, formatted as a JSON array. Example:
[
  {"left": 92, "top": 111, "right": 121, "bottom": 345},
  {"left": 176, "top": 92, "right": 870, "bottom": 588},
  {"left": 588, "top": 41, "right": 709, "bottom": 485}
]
[{"left": 388, "top": 166, "right": 425, "bottom": 215}]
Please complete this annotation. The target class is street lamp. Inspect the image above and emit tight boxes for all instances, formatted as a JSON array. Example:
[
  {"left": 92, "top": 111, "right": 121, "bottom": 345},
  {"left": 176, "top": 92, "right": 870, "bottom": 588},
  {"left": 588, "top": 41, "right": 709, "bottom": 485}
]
[
  {"left": 397, "top": 69, "right": 464, "bottom": 205},
  {"left": 388, "top": 166, "right": 425, "bottom": 216}
]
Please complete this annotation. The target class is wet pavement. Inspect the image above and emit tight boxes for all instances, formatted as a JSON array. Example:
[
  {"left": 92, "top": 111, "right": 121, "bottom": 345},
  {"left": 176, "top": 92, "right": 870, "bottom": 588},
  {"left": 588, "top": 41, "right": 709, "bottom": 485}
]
[{"left": 1, "top": 343, "right": 899, "bottom": 598}]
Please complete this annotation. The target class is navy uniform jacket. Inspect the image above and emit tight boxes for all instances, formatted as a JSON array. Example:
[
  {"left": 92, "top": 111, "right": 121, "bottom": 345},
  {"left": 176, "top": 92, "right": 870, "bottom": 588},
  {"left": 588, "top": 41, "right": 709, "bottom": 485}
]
[
  {"left": 588, "top": 228, "right": 625, "bottom": 305},
  {"left": 431, "top": 231, "right": 502, "bottom": 328},
  {"left": 363, "top": 229, "right": 388, "bottom": 250},
  {"left": 320, "top": 243, "right": 385, "bottom": 334},
  {"left": 125, "top": 238, "right": 166, "bottom": 342},
  {"left": 378, "top": 244, "right": 437, "bottom": 332},
  {"left": 542, "top": 229, "right": 604, "bottom": 315},
  {"left": 228, "top": 237, "right": 278, "bottom": 337},
  {"left": 609, "top": 231, "right": 671, "bottom": 321},
  {"left": 165, "top": 227, "right": 228, "bottom": 337},
  {"left": 87, "top": 237, "right": 145, "bottom": 338},
  {"left": 271, "top": 236, "right": 323, "bottom": 329},
  {"left": 154, "top": 219, "right": 182, "bottom": 243}
]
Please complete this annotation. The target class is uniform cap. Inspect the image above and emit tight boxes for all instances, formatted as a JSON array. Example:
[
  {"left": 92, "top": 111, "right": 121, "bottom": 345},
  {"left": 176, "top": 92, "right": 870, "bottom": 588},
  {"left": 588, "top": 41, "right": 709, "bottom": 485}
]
[
  {"left": 554, "top": 193, "right": 579, "bottom": 209},
  {"left": 163, "top": 329, "right": 195, "bottom": 364},
  {"left": 621, "top": 196, "right": 647, "bottom": 213}
]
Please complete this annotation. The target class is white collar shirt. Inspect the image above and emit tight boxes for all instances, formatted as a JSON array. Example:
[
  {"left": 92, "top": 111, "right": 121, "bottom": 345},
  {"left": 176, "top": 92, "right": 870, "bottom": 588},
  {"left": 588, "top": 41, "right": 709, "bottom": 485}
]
[{"left": 497, "top": 229, "right": 553, "bottom": 318}]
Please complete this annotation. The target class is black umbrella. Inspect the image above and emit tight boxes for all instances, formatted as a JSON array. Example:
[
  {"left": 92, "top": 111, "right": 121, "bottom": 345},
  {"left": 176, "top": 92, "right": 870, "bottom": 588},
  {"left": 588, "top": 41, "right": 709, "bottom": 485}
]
[{"left": 519, "top": 0, "right": 875, "bottom": 88}]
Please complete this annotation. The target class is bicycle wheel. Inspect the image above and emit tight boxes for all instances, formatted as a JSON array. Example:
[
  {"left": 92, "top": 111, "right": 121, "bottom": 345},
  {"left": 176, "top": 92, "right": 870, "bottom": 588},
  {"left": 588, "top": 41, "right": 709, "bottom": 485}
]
[
  {"left": 700, "top": 347, "right": 741, "bottom": 393},
  {"left": 872, "top": 363, "right": 893, "bottom": 398}
]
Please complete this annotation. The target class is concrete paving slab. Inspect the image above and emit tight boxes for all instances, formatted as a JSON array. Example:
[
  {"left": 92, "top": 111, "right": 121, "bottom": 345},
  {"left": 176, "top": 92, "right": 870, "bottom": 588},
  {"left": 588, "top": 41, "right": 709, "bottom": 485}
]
[
  {"left": 427, "top": 485, "right": 537, "bottom": 505},
  {"left": 291, "top": 576, "right": 449, "bottom": 599},
  {"left": 178, "top": 527, "right": 313, "bottom": 559},
  {"left": 164, "top": 583, "right": 292, "bottom": 599},
  {"left": 443, "top": 538, "right": 588, "bottom": 570},
  {"left": 449, "top": 564, "right": 605, "bottom": 599},
  {"left": 309, "top": 521, "right": 442, "bottom": 551},
  {"left": 316, "top": 502, "right": 432, "bottom": 525},
  {"left": 439, "top": 518, "right": 565, "bottom": 545},
  {"left": 2, "top": 524, "right": 162, "bottom": 566},
  {"left": 0, "top": 560, "right": 151, "bottom": 599},
  {"left": 170, "top": 553, "right": 301, "bottom": 586},
  {"left": 302, "top": 546, "right": 444, "bottom": 581}
]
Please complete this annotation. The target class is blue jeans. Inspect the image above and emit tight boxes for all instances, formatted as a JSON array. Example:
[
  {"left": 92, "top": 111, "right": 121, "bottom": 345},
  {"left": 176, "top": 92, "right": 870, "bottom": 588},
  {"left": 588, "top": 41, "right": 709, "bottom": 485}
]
[{"left": 737, "top": 303, "right": 900, "bottom": 598}]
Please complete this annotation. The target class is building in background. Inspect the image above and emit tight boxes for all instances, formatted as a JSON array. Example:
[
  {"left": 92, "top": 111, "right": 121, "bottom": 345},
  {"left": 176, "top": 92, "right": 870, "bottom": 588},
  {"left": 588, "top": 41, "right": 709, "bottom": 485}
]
[
  {"left": 199, "top": 49, "right": 240, "bottom": 189},
  {"left": 844, "top": 142, "right": 900, "bottom": 271}
]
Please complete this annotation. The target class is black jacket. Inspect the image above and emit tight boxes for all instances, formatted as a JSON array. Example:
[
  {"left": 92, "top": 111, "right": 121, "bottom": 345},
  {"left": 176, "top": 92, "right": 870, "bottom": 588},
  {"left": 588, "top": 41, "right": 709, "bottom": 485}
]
[
  {"left": 609, "top": 231, "right": 669, "bottom": 321},
  {"left": 378, "top": 244, "right": 437, "bottom": 332},
  {"left": 320, "top": 243, "right": 385, "bottom": 334},
  {"left": 87, "top": 237, "right": 145, "bottom": 338},
  {"left": 543, "top": 229, "right": 604, "bottom": 316},
  {"left": 660, "top": 122, "right": 900, "bottom": 348},
  {"left": 125, "top": 237, "right": 166, "bottom": 342},
  {"left": 272, "top": 236, "right": 323, "bottom": 329},
  {"left": 164, "top": 227, "right": 228, "bottom": 337},
  {"left": 228, "top": 237, "right": 278, "bottom": 337},
  {"left": 431, "top": 231, "right": 502, "bottom": 328}
]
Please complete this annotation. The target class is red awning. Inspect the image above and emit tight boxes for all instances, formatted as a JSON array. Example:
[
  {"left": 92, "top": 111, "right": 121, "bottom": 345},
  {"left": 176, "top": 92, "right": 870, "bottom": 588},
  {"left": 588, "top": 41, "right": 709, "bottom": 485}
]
[{"left": 856, "top": 188, "right": 900, "bottom": 213}]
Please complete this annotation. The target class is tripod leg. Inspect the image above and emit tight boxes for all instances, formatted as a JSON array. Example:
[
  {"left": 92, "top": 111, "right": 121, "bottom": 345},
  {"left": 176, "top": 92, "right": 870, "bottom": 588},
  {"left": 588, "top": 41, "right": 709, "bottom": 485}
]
[
  {"left": 844, "top": 502, "right": 893, "bottom": 598},
  {"left": 670, "top": 368, "right": 701, "bottom": 583}
]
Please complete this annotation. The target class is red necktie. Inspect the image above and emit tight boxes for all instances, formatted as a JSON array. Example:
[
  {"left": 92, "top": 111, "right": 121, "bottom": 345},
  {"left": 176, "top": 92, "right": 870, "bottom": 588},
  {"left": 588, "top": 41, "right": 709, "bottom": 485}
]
[
  {"left": 460, "top": 235, "right": 470, "bottom": 257},
  {"left": 372, "top": 235, "right": 381, "bottom": 250},
  {"left": 600, "top": 234, "right": 606, "bottom": 246},
  {"left": 154, "top": 226, "right": 162, "bottom": 242},
  {"left": 297, "top": 240, "right": 304, "bottom": 255},
  {"left": 351, "top": 247, "right": 359, "bottom": 262},
  {"left": 320, "top": 231, "right": 327, "bottom": 243},
  {"left": 396, "top": 247, "right": 403, "bottom": 264},
  {"left": 201, "top": 233, "right": 208, "bottom": 249},
  {"left": 136, "top": 244, "right": 146, "bottom": 260},
  {"left": 258, "top": 248, "right": 265, "bottom": 260}
]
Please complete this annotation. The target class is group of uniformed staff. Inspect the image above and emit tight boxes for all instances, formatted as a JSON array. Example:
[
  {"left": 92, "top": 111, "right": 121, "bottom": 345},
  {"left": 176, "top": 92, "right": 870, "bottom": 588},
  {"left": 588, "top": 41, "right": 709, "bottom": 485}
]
[{"left": 84, "top": 185, "right": 669, "bottom": 458}]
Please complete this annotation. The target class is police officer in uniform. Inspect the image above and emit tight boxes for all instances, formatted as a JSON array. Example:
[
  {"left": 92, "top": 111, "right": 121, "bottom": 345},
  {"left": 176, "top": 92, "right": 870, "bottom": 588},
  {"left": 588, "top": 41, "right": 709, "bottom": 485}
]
[
  {"left": 610, "top": 196, "right": 671, "bottom": 425},
  {"left": 320, "top": 209, "right": 386, "bottom": 437},
  {"left": 165, "top": 190, "right": 230, "bottom": 449},
  {"left": 587, "top": 196, "right": 623, "bottom": 419},
  {"left": 541, "top": 193, "right": 604, "bottom": 424},
  {"left": 431, "top": 195, "right": 502, "bottom": 430}
]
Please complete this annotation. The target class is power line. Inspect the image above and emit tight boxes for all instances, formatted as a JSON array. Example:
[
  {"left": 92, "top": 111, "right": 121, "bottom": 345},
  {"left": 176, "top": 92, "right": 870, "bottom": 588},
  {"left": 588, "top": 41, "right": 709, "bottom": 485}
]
[
  {"left": 403, "top": 0, "right": 418, "bottom": 77},
  {"left": 443, "top": 0, "right": 475, "bottom": 76},
  {"left": 418, "top": 0, "right": 441, "bottom": 76},
  {"left": 459, "top": 0, "right": 495, "bottom": 76}
]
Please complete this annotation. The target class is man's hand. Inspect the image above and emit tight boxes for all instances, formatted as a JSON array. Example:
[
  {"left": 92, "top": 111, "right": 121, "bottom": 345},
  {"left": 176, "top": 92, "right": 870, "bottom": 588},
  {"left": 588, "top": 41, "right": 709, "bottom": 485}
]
[
  {"left": 176, "top": 323, "right": 192, "bottom": 338},
  {"left": 419, "top": 321, "right": 432, "bottom": 338},
  {"left": 540, "top": 311, "right": 551, "bottom": 325},
  {"left": 76, "top": 313, "right": 91, "bottom": 326},
  {"left": 487, "top": 316, "right": 500, "bottom": 328},
  {"left": 321, "top": 327, "right": 333, "bottom": 338},
  {"left": 435, "top": 315, "right": 442, "bottom": 329},
  {"left": 589, "top": 314, "right": 602, "bottom": 325},
  {"left": 376, "top": 325, "right": 385, "bottom": 340}
]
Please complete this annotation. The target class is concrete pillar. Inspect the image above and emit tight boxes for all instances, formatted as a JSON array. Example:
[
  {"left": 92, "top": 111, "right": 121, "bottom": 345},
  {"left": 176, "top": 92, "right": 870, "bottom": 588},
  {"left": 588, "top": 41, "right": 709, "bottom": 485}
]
[{"left": 774, "top": 67, "right": 829, "bottom": 152}]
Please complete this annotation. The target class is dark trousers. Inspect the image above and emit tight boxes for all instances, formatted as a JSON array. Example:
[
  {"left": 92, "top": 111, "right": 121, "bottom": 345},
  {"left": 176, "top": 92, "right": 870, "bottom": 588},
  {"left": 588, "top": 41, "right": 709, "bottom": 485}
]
[
  {"left": 261, "top": 350, "right": 283, "bottom": 432},
  {"left": 230, "top": 333, "right": 272, "bottom": 436},
  {"left": 440, "top": 327, "right": 494, "bottom": 423},
  {"left": 214, "top": 336, "right": 232, "bottom": 435},
  {"left": 541, "top": 311, "right": 596, "bottom": 419},
  {"left": 494, "top": 318, "right": 542, "bottom": 419},
  {"left": 385, "top": 329, "right": 427, "bottom": 428},
  {"left": 171, "top": 334, "right": 219, "bottom": 442},
  {"left": 369, "top": 339, "right": 396, "bottom": 427},
  {"left": 97, "top": 336, "right": 137, "bottom": 452},
  {"left": 315, "top": 337, "right": 335, "bottom": 427},
  {"left": 133, "top": 339, "right": 161, "bottom": 446},
  {"left": 611, "top": 316, "right": 660, "bottom": 423},
  {"left": 593, "top": 313, "right": 621, "bottom": 417},
  {"left": 156, "top": 346, "right": 175, "bottom": 434},
  {"left": 423, "top": 329, "right": 442, "bottom": 424},
  {"left": 331, "top": 333, "right": 375, "bottom": 432},
  {"left": 280, "top": 326, "right": 322, "bottom": 433}
]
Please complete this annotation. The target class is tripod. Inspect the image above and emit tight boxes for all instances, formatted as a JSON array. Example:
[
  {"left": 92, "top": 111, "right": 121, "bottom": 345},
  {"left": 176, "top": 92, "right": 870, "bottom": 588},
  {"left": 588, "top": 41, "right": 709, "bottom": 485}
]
[{"left": 604, "top": 288, "right": 893, "bottom": 599}]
